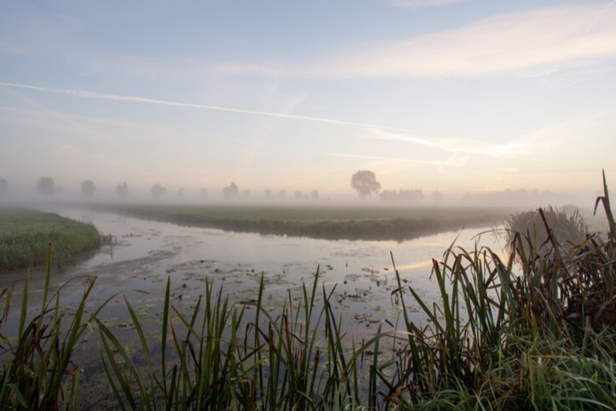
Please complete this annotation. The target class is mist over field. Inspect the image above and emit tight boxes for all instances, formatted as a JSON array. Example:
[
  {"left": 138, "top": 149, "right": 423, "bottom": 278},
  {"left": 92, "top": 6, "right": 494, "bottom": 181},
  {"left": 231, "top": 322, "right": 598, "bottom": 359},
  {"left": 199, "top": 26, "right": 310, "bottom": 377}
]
[
  {"left": 1, "top": 1, "right": 615, "bottom": 207},
  {"left": 2, "top": 2, "right": 616, "bottom": 409}
]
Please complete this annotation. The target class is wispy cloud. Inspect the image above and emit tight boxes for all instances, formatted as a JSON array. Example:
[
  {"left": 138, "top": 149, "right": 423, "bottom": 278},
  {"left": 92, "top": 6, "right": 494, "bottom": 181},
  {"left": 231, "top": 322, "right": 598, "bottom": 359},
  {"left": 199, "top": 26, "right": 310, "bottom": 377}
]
[
  {"left": 0, "top": 81, "right": 419, "bottom": 133},
  {"left": 368, "top": 129, "right": 529, "bottom": 157},
  {"left": 322, "top": 151, "right": 468, "bottom": 167},
  {"left": 58, "top": 144, "right": 81, "bottom": 156},
  {"left": 301, "top": 5, "right": 616, "bottom": 78},
  {"left": 387, "top": 0, "right": 469, "bottom": 10}
]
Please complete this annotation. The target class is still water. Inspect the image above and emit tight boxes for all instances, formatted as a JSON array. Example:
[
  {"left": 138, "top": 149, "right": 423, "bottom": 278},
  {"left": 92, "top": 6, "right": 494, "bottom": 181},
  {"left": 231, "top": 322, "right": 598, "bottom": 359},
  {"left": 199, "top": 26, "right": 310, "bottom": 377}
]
[
  {"left": 1, "top": 205, "right": 506, "bottom": 409},
  {"left": 2, "top": 205, "right": 506, "bottom": 332}
]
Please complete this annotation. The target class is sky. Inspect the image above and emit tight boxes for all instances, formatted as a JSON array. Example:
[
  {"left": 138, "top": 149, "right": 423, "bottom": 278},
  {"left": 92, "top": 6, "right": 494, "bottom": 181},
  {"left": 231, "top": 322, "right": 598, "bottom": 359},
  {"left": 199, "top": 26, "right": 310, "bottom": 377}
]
[{"left": 1, "top": 0, "right": 615, "bottom": 201}]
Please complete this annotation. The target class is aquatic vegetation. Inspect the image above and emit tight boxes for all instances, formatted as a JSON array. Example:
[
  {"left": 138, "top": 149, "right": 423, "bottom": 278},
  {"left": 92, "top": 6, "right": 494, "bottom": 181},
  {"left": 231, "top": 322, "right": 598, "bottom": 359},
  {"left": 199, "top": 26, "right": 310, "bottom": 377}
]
[
  {"left": 0, "top": 207, "right": 101, "bottom": 271},
  {"left": 1, "top": 175, "right": 616, "bottom": 409},
  {"left": 0, "top": 246, "right": 112, "bottom": 410}
]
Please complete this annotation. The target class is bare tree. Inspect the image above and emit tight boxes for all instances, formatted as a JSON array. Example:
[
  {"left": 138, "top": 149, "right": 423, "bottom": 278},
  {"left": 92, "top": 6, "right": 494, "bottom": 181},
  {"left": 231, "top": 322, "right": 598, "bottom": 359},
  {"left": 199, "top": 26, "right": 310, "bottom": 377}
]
[{"left": 350, "top": 170, "right": 381, "bottom": 199}]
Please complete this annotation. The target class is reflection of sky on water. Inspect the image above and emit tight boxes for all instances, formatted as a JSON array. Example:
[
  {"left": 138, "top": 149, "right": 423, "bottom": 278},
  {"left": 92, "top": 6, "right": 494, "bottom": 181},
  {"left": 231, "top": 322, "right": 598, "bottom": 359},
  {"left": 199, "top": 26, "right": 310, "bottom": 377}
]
[{"left": 1, "top": 205, "right": 506, "bottom": 339}]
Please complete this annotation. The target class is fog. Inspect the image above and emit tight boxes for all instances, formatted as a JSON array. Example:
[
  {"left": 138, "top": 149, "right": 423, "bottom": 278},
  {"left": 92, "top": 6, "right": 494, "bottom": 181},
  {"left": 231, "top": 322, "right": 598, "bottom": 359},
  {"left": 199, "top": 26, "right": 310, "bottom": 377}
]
[{"left": 0, "top": 177, "right": 598, "bottom": 209}]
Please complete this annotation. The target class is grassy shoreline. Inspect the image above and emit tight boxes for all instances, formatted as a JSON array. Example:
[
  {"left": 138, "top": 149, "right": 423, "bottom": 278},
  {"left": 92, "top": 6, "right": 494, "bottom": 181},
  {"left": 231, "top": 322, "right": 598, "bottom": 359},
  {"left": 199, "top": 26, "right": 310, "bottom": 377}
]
[
  {"left": 2, "top": 197, "right": 616, "bottom": 410},
  {"left": 0, "top": 207, "right": 101, "bottom": 272},
  {"left": 93, "top": 203, "right": 515, "bottom": 241}
]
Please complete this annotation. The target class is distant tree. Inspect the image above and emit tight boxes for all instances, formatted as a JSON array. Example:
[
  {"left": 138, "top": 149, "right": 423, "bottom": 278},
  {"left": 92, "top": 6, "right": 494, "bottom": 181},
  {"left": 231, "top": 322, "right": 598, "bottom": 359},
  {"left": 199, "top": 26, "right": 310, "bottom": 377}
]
[
  {"left": 116, "top": 182, "right": 129, "bottom": 200},
  {"left": 431, "top": 191, "right": 443, "bottom": 202},
  {"left": 80, "top": 180, "right": 96, "bottom": 200},
  {"left": 380, "top": 189, "right": 423, "bottom": 202},
  {"left": 350, "top": 170, "right": 381, "bottom": 199},
  {"left": 264, "top": 189, "right": 272, "bottom": 200},
  {"left": 242, "top": 189, "right": 251, "bottom": 199},
  {"left": 36, "top": 177, "right": 55, "bottom": 197},
  {"left": 151, "top": 184, "right": 168, "bottom": 200},
  {"left": 200, "top": 188, "right": 208, "bottom": 198},
  {"left": 177, "top": 188, "right": 185, "bottom": 198},
  {"left": 311, "top": 189, "right": 319, "bottom": 201},
  {"left": 0, "top": 179, "right": 7, "bottom": 197},
  {"left": 294, "top": 190, "right": 303, "bottom": 200},
  {"left": 399, "top": 189, "right": 424, "bottom": 202},
  {"left": 223, "top": 182, "right": 239, "bottom": 200},
  {"left": 279, "top": 189, "right": 286, "bottom": 200},
  {"left": 379, "top": 189, "right": 397, "bottom": 202}
]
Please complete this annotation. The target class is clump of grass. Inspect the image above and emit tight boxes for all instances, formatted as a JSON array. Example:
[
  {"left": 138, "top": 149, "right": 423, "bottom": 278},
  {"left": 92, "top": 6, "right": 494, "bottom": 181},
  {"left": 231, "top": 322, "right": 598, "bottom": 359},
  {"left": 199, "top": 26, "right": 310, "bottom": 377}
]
[
  {"left": 376, "top": 172, "right": 616, "bottom": 409},
  {"left": 0, "top": 207, "right": 101, "bottom": 271},
  {"left": 505, "top": 205, "right": 587, "bottom": 255},
  {"left": 97, "top": 270, "right": 388, "bottom": 410},
  {"left": 0, "top": 245, "right": 111, "bottom": 410}
]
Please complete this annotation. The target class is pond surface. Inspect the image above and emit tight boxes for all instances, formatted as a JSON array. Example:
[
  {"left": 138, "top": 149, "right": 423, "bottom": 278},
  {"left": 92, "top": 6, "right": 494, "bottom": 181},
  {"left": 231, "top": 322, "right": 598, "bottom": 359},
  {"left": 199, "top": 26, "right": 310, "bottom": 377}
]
[
  {"left": 0, "top": 205, "right": 506, "bottom": 409},
  {"left": 2, "top": 205, "right": 506, "bottom": 327}
]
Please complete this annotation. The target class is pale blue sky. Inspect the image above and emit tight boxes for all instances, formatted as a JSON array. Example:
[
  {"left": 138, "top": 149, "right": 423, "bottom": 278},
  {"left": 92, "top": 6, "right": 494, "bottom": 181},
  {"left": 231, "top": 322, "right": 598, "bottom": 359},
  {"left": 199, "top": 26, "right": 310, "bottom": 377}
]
[{"left": 1, "top": 0, "right": 615, "bottom": 200}]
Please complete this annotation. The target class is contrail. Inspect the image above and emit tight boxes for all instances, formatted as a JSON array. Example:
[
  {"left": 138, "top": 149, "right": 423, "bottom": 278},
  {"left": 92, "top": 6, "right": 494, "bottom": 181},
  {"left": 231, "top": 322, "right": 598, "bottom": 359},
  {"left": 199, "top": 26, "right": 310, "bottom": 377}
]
[
  {"left": 0, "top": 81, "right": 417, "bottom": 133},
  {"left": 586, "top": 0, "right": 616, "bottom": 33}
]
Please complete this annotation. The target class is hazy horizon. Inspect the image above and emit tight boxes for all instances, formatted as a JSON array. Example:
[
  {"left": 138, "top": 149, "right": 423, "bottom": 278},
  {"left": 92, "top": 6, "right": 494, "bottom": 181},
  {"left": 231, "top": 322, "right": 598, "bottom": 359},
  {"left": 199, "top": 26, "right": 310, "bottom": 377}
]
[{"left": 1, "top": 0, "right": 615, "bottom": 203}]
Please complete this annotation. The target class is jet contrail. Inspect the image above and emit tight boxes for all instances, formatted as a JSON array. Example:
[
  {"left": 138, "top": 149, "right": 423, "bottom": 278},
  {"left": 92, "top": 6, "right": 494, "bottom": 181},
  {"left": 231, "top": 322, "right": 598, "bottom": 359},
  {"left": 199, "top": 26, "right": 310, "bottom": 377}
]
[{"left": 0, "top": 81, "right": 418, "bottom": 133}]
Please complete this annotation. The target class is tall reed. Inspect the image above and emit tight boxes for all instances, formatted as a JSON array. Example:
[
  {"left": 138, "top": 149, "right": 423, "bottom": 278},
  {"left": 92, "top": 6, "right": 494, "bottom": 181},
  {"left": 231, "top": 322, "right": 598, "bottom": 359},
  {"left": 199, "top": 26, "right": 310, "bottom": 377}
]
[{"left": 0, "top": 244, "right": 112, "bottom": 410}]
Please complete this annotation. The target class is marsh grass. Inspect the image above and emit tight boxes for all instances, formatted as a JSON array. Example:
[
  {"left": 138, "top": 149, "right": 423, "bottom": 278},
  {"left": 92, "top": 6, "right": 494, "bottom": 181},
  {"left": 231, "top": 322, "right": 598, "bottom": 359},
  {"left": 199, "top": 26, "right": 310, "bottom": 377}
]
[
  {"left": 0, "top": 207, "right": 101, "bottom": 271},
  {"left": 95, "top": 204, "right": 513, "bottom": 242},
  {"left": 0, "top": 245, "right": 113, "bottom": 410},
  {"left": 97, "top": 174, "right": 616, "bottom": 410},
  {"left": 2, "top": 174, "right": 616, "bottom": 410}
]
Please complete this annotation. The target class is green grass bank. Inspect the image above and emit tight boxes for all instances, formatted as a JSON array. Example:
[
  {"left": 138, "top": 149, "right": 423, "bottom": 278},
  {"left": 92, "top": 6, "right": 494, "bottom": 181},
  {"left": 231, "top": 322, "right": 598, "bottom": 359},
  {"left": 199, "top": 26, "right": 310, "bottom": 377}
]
[
  {"left": 0, "top": 207, "right": 101, "bottom": 272},
  {"left": 94, "top": 203, "right": 514, "bottom": 241}
]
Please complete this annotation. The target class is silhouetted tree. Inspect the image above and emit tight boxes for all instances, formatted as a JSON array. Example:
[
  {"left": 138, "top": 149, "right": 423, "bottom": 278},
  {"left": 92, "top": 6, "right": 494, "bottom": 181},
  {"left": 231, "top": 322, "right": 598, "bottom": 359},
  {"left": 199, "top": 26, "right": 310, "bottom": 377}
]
[
  {"left": 350, "top": 170, "right": 381, "bottom": 199},
  {"left": 279, "top": 190, "right": 286, "bottom": 200},
  {"left": 81, "top": 180, "right": 96, "bottom": 200},
  {"left": 311, "top": 189, "right": 319, "bottom": 201},
  {"left": 294, "top": 190, "right": 302, "bottom": 200},
  {"left": 0, "top": 179, "right": 7, "bottom": 198},
  {"left": 223, "top": 182, "right": 239, "bottom": 200},
  {"left": 177, "top": 188, "right": 185, "bottom": 198},
  {"left": 200, "top": 188, "right": 208, "bottom": 198},
  {"left": 36, "top": 177, "right": 55, "bottom": 197},
  {"left": 431, "top": 191, "right": 443, "bottom": 202},
  {"left": 242, "top": 189, "right": 251, "bottom": 199},
  {"left": 116, "top": 182, "right": 129, "bottom": 200},
  {"left": 264, "top": 189, "right": 272, "bottom": 200},
  {"left": 151, "top": 184, "right": 168, "bottom": 200}
]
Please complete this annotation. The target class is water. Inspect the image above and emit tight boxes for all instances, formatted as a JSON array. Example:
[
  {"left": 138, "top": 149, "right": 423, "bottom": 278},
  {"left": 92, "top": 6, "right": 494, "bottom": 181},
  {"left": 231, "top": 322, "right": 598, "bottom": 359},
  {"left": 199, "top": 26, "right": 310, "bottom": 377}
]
[
  {"left": 0, "top": 205, "right": 506, "bottom": 409},
  {"left": 2, "top": 205, "right": 504, "bottom": 329}
]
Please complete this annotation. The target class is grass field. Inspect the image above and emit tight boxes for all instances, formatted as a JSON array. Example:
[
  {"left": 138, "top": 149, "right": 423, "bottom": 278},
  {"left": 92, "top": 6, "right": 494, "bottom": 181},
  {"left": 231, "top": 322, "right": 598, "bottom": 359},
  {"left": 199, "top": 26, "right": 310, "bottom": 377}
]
[
  {"left": 94, "top": 203, "right": 516, "bottom": 241},
  {"left": 0, "top": 207, "right": 101, "bottom": 271}
]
